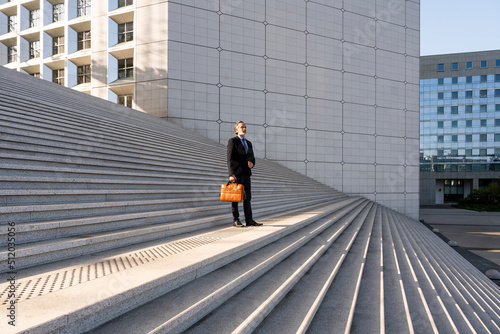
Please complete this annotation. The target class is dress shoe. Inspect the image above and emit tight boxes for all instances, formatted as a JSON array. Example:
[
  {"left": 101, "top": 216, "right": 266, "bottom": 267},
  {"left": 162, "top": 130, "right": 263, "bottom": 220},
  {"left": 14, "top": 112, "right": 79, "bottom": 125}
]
[
  {"left": 233, "top": 219, "right": 244, "bottom": 227},
  {"left": 246, "top": 220, "right": 262, "bottom": 226}
]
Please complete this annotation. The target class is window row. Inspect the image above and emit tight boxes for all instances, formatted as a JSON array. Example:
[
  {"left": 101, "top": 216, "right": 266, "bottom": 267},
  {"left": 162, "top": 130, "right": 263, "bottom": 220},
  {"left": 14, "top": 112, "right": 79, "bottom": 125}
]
[
  {"left": 6, "top": 31, "right": 90, "bottom": 63},
  {"left": 435, "top": 104, "right": 500, "bottom": 114},
  {"left": 51, "top": 65, "right": 91, "bottom": 85},
  {"left": 5, "top": 19, "right": 133, "bottom": 64},
  {"left": 437, "top": 59, "right": 500, "bottom": 71},
  {"left": 48, "top": 57, "right": 134, "bottom": 85},
  {"left": 435, "top": 74, "right": 500, "bottom": 85},
  {"left": 4, "top": 1, "right": 133, "bottom": 35},
  {"left": 436, "top": 119, "right": 500, "bottom": 128},
  {"left": 421, "top": 164, "right": 500, "bottom": 172},
  {"left": 436, "top": 149, "right": 500, "bottom": 157},
  {"left": 436, "top": 134, "right": 500, "bottom": 143},
  {"left": 437, "top": 89, "right": 500, "bottom": 99},
  {"left": 6, "top": 1, "right": 90, "bottom": 33}
]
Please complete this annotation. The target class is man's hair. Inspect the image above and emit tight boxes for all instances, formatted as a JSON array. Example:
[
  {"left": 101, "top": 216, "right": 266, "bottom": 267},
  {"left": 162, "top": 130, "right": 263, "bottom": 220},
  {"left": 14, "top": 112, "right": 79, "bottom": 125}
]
[{"left": 234, "top": 121, "right": 245, "bottom": 134}]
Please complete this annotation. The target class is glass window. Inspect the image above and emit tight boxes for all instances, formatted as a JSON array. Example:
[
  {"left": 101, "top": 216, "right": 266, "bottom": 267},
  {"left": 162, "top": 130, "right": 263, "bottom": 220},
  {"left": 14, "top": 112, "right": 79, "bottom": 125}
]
[
  {"left": 437, "top": 121, "right": 444, "bottom": 128},
  {"left": 438, "top": 135, "right": 444, "bottom": 143},
  {"left": 496, "top": 104, "right": 500, "bottom": 112},
  {"left": 480, "top": 134, "right": 487, "bottom": 142},
  {"left": 480, "top": 75, "right": 488, "bottom": 83},
  {"left": 52, "top": 69, "right": 64, "bottom": 85},
  {"left": 495, "top": 89, "right": 500, "bottom": 97},
  {"left": 465, "top": 105, "right": 473, "bottom": 113},
  {"left": 118, "top": 0, "right": 133, "bottom": 7},
  {"left": 438, "top": 150, "right": 444, "bottom": 157},
  {"left": 77, "top": 31, "right": 91, "bottom": 50},
  {"left": 496, "top": 74, "right": 500, "bottom": 82},
  {"left": 451, "top": 149, "right": 458, "bottom": 156},
  {"left": 466, "top": 61, "right": 473, "bottom": 69},
  {"left": 452, "top": 135, "right": 458, "bottom": 142},
  {"left": 481, "top": 119, "right": 487, "bottom": 127},
  {"left": 118, "top": 95, "right": 133, "bottom": 107},
  {"left": 53, "top": 36, "right": 64, "bottom": 55},
  {"left": 438, "top": 92, "right": 444, "bottom": 100},
  {"left": 30, "top": 9, "right": 40, "bottom": 28},
  {"left": 451, "top": 106, "right": 458, "bottom": 114},
  {"left": 481, "top": 60, "right": 487, "bottom": 68},
  {"left": 77, "top": 65, "right": 91, "bottom": 84},
  {"left": 465, "top": 91, "right": 472, "bottom": 99},
  {"left": 118, "top": 22, "right": 134, "bottom": 43},
  {"left": 466, "top": 76, "right": 472, "bottom": 83},
  {"left": 480, "top": 90, "right": 487, "bottom": 98},
  {"left": 496, "top": 119, "right": 500, "bottom": 126},
  {"left": 77, "top": 0, "right": 91, "bottom": 17},
  {"left": 438, "top": 78, "right": 444, "bottom": 85},
  {"left": 118, "top": 58, "right": 134, "bottom": 79},
  {"left": 452, "top": 77, "right": 458, "bottom": 84},
  {"left": 437, "top": 107, "right": 444, "bottom": 114},
  {"left": 451, "top": 91, "right": 458, "bottom": 99},
  {"left": 480, "top": 149, "right": 487, "bottom": 156},
  {"left": 53, "top": 4, "right": 64, "bottom": 22},
  {"left": 7, "top": 46, "right": 17, "bottom": 63},
  {"left": 29, "top": 41, "right": 40, "bottom": 59},
  {"left": 437, "top": 64, "right": 444, "bottom": 71},
  {"left": 496, "top": 134, "right": 500, "bottom": 142},
  {"left": 452, "top": 120, "right": 458, "bottom": 128},
  {"left": 451, "top": 63, "right": 458, "bottom": 70},
  {"left": 466, "top": 134, "right": 472, "bottom": 142},
  {"left": 466, "top": 120, "right": 472, "bottom": 127},
  {"left": 480, "top": 105, "right": 487, "bottom": 112},
  {"left": 8, "top": 15, "right": 17, "bottom": 32}
]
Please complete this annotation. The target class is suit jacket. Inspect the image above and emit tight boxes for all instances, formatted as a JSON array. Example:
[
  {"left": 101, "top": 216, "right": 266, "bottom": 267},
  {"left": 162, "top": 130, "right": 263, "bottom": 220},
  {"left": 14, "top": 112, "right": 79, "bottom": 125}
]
[{"left": 227, "top": 136, "right": 256, "bottom": 178}]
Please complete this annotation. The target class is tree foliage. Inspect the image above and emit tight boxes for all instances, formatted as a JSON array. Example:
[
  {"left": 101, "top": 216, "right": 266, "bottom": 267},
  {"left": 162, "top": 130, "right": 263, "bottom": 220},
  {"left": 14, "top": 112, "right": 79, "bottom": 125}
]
[{"left": 458, "top": 182, "right": 500, "bottom": 211}]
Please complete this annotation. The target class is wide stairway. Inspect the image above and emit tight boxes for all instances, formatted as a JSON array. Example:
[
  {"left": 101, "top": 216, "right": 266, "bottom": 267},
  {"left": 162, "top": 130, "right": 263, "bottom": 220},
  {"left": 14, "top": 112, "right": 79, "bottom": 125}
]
[{"left": 1, "top": 67, "right": 499, "bottom": 333}]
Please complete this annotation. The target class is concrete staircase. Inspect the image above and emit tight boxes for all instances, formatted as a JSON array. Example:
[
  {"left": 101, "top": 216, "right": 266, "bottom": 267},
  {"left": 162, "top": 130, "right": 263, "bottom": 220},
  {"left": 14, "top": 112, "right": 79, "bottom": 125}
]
[{"left": 0, "top": 67, "right": 499, "bottom": 333}]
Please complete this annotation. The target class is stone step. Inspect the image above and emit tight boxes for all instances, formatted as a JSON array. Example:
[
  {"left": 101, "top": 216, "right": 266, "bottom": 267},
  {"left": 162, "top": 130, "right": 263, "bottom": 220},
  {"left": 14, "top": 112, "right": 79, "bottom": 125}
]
[
  {"left": 385, "top": 207, "right": 442, "bottom": 333},
  {"left": 1, "top": 66, "right": 499, "bottom": 334},
  {"left": 0, "top": 195, "right": 348, "bottom": 272},
  {"left": 85, "top": 199, "right": 370, "bottom": 334},
  {"left": 187, "top": 201, "right": 376, "bottom": 334},
  {"left": 0, "top": 88, "right": 199, "bottom": 143},
  {"left": 387, "top": 209, "right": 497, "bottom": 333},
  {"left": 378, "top": 206, "right": 414, "bottom": 333},
  {"left": 397, "top": 213, "right": 500, "bottom": 330},
  {"left": 1, "top": 192, "right": 342, "bottom": 242},
  {"left": 290, "top": 202, "right": 377, "bottom": 334},
  {"left": 0, "top": 112, "right": 223, "bottom": 165},
  {"left": 0, "top": 137, "right": 310, "bottom": 187},
  {"left": 0, "top": 199, "right": 358, "bottom": 334}
]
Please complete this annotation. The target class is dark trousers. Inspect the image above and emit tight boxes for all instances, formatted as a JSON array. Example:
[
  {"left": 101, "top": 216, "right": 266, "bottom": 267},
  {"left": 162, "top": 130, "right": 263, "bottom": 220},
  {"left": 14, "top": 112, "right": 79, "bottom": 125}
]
[{"left": 232, "top": 175, "right": 252, "bottom": 222}]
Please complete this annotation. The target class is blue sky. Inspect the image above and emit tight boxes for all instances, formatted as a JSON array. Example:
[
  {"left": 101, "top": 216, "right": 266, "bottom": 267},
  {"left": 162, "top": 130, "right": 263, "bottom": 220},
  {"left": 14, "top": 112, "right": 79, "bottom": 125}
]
[{"left": 420, "top": 0, "right": 500, "bottom": 55}]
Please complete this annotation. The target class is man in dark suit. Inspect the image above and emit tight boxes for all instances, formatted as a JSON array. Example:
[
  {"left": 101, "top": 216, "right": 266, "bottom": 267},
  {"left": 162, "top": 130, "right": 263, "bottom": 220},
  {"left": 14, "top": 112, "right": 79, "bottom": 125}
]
[{"left": 227, "top": 121, "right": 262, "bottom": 227}]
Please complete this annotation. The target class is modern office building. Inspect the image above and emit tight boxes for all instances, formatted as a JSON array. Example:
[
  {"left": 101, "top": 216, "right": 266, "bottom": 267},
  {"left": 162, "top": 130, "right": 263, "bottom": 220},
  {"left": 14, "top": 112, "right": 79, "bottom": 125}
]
[
  {"left": 420, "top": 50, "right": 500, "bottom": 205},
  {"left": 0, "top": 0, "right": 420, "bottom": 218}
]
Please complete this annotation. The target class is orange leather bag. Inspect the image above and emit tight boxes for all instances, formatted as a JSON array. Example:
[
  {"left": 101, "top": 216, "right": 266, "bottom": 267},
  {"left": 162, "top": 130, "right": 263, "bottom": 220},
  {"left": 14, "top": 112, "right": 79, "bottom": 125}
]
[{"left": 220, "top": 182, "right": 246, "bottom": 202}]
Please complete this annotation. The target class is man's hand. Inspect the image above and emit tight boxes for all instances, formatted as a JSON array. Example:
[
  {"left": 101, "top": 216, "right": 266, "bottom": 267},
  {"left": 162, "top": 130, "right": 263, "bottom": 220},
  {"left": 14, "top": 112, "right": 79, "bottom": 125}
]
[
  {"left": 229, "top": 175, "right": 237, "bottom": 183},
  {"left": 248, "top": 161, "right": 254, "bottom": 169}
]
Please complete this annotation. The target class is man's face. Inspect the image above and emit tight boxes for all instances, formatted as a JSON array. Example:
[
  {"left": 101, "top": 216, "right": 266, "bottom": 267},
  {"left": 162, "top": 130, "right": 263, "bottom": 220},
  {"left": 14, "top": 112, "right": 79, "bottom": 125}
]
[{"left": 236, "top": 123, "right": 247, "bottom": 137}]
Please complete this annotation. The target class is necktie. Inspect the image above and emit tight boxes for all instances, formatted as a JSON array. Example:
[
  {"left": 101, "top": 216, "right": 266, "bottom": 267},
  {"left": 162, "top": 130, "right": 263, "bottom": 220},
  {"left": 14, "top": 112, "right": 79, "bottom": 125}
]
[{"left": 242, "top": 139, "right": 248, "bottom": 153}]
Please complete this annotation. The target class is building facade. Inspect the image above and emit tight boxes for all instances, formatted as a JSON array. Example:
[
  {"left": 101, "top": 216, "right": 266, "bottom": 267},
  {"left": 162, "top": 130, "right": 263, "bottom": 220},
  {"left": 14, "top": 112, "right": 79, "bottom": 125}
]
[
  {"left": 420, "top": 50, "right": 500, "bottom": 205},
  {"left": 1, "top": 0, "right": 420, "bottom": 218}
]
